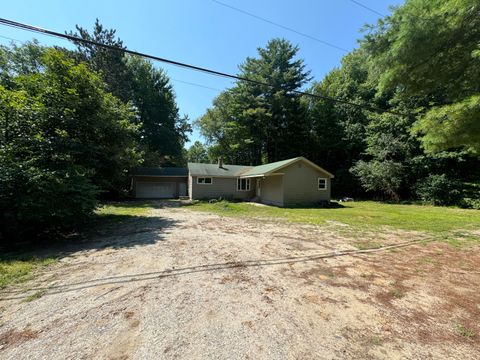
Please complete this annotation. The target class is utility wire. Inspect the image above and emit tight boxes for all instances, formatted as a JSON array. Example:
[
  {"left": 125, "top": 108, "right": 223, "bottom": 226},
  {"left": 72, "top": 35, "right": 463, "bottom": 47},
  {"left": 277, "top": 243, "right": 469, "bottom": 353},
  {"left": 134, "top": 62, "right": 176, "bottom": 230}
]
[
  {"left": 170, "top": 78, "right": 223, "bottom": 92},
  {"left": 0, "top": 31, "right": 221, "bottom": 92},
  {"left": 0, "top": 34, "right": 25, "bottom": 43},
  {"left": 212, "top": 0, "right": 349, "bottom": 52},
  {"left": 347, "top": 0, "right": 385, "bottom": 17},
  {"left": 0, "top": 17, "right": 408, "bottom": 116}
]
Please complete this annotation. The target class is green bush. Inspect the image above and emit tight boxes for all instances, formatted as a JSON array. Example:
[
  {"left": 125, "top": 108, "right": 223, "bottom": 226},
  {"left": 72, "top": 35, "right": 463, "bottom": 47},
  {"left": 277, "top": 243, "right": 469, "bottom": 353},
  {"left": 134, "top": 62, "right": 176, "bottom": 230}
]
[
  {"left": 0, "top": 163, "right": 98, "bottom": 244},
  {"left": 415, "top": 174, "right": 462, "bottom": 206}
]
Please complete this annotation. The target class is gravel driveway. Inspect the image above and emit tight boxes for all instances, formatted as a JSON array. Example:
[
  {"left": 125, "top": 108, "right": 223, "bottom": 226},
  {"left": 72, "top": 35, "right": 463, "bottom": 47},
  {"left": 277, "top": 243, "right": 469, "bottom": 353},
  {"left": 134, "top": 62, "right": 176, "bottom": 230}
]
[{"left": 0, "top": 201, "right": 478, "bottom": 359}]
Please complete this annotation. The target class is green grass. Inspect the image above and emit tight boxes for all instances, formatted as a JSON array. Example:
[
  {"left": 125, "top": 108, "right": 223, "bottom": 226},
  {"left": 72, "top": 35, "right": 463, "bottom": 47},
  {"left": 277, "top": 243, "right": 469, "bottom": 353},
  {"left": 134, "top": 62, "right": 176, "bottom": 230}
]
[
  {"left": 189, "top": 200, "right": 480, "bottom": 239},
  {"left": 0, "top": 256, "right": 56, "bottom": 290},
  {"left": 96, "top": 201, "right": 154, "bottom": 217}
]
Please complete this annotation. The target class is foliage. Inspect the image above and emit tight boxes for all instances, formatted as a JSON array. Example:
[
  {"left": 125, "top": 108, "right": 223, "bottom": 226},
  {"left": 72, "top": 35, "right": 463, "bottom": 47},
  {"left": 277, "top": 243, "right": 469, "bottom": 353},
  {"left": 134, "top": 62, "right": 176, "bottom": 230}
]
[
  {"left": 363, "top": 0, "right": 480, "bottom": 153},
  {"left": 413, "top": 95, "right": 480, "bottom": 154},
  {"left": 67, "top": 18, "right": 132, "bottom": 102},
  {"left": 69, "top": 21, "right": 190, "bottom": 165},
  {"left": 350, "top": 160, "right": 404, "bottom": 200},
  {"left": 415, "top": 174, "right": 462, "bottom": 206},
  {"left": 127, "top": 56, "right": 190, "bottom": 165},
  {"left": 0, "top": 48, "right": 140, "bottom": 243},
  {"left": 198, "top": 38, "right": 311, "bottom": 165},
  {"left": 187, "top": 141, "right": 209, "bottom": 163}
]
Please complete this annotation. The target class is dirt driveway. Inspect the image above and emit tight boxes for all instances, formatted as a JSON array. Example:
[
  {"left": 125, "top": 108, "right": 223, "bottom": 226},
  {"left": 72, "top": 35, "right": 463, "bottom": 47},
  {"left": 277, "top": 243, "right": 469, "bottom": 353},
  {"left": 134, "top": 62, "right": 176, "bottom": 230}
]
[{"left": 1, "top": 201, "right": 479, "bottom": 359}]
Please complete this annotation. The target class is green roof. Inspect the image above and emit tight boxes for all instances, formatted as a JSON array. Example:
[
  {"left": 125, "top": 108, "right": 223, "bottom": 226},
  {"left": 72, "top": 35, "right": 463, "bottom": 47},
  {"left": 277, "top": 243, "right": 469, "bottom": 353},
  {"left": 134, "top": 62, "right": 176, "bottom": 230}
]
[
  {"left": 133, "top": 167, "right": 188, "bottom": 176},
  {"left": 188, "top": 162, "right": 252, "bottom": 177},
  {"left": 241, "top": 157, "right": 334, "bottom": 178},
  {"left": 241, "top": 157, "right": 300, "bottom": 177},
  {"left": 188, "top": 157, "right": 334, "bottom": 178}
]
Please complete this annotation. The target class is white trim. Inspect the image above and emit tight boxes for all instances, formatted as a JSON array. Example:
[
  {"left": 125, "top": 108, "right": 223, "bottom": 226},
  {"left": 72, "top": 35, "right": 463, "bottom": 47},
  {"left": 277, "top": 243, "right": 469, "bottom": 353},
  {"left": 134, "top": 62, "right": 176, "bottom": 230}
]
[
  {"left": 197, "top": 177, "right": 213, "bottom": 185},
  {"left": 240, "top": 174, "right": 265, "bottom": 178},
  {"left": 237, "top": 178, "right": 251, "bottom": 191},
  {"left": 318, "top": 177, "right": 327, "bottom": 190},
  {"left": 268, "top": 157, "right": 334, "bottom": 178}
]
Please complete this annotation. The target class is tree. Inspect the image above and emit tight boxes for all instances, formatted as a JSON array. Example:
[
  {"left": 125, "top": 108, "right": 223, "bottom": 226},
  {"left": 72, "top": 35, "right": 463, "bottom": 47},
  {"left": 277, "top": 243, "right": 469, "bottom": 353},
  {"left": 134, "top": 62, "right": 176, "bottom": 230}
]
[
  {"left": 187, "top": 141, "right": 209, "bottom": 163},
  {"left": 67, "top": 18, "right": 132, "bottom": 102},
  {"left": 70, "top": 21, "right": 191, "bottom": 165},
  {"left": 127, "top": 56, "right": 190, "bottom": 166},
  {"left": 363, "top": 0, "right": 480, "bottom": 153},
  {"left": 0, "top": 46, "right": 140, "bottom": 243},
  {"left": 307, "top": 49, "right": 375, "bottom": 195},
  {"left": 198, "top": 38, "right": 311, "bottom": 165}
]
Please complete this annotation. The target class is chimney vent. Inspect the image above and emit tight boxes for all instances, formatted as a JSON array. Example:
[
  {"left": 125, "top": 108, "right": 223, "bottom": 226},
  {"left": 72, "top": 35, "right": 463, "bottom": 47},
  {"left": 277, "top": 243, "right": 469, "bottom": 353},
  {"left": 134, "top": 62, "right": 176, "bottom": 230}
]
[{"left": 218, "top": 157, "right": 223, "bottom": 168}]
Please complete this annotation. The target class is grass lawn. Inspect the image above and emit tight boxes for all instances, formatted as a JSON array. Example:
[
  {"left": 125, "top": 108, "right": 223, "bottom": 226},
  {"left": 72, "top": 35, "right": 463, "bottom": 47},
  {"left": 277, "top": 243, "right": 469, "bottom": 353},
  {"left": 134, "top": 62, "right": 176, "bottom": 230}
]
[
  {"left": 189, "top": 201, "right": 480, "bottom": 242},
  {"left": 0, "top": 202, "right": 152, "bottom": 291},
  {"left": 0, "top": 255, "right": 56, "bottom": 290}
]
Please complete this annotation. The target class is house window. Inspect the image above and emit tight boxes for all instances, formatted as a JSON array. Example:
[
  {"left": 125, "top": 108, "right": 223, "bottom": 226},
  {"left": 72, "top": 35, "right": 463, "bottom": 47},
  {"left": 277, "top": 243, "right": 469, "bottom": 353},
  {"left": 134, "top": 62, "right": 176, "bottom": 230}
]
[
  {"left": 237, "top": 178, "right": 250, "bottom": 191},
  {"left": 197, "top": 177, "right": 213, "bottom": 185},
  {"left": 318, "top": 178, "right": 327, "bottom": 190}
]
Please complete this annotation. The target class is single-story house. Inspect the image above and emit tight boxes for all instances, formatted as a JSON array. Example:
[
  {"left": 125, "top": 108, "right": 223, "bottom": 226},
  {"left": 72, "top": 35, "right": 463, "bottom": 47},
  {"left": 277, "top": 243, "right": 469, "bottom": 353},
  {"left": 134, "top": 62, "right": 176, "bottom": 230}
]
[{"left": 132, "top": 157, "right": 334, "bottom": 206}]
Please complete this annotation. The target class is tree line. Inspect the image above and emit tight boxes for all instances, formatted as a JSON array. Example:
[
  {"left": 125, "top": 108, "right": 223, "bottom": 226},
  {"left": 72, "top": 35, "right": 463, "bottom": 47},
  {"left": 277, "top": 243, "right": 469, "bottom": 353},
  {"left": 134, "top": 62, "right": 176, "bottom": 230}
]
[
  {"left": 0, "top": 20, "right": 190, "bottom": 244},
  {"left": 194, "top": 0, "right": 479, "bottom": 206}
]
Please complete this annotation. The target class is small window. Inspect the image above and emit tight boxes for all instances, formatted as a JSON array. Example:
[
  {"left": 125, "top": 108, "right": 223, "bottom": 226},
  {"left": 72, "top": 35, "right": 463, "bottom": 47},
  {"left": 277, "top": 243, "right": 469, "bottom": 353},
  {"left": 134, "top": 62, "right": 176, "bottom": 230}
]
[
  {"left": 237, "top": 178, "right": 250, "bottom": 191},
  {"left": 318, "top": 178, "right": 327, "bottom": 190},
  {"left": 197, "top": 177, "right": 213, "bottom": 185}
]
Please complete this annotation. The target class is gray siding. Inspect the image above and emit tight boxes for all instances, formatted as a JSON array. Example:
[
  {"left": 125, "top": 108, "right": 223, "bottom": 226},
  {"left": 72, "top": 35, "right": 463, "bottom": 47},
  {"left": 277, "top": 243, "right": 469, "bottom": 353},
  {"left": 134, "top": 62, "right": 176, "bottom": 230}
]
[
  {"left": 260, "top": 175, "right": 284, "bottom": 206},
  {"left": 133, "top": 176, "right": 188, "bottom": 198},
  {"left": 282, "top": 162, "right": 331, "bottom": 205},
  {"left": 190, "top": 176, "right": 255, "bottom": 200}
]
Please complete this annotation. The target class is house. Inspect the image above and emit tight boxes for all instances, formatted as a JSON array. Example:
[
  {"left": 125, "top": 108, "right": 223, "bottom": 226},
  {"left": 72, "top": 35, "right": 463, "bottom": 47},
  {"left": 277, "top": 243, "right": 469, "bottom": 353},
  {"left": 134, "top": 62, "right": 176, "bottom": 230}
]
[{"left": 132, "top": 157, "right": 334, "bottom": 206}]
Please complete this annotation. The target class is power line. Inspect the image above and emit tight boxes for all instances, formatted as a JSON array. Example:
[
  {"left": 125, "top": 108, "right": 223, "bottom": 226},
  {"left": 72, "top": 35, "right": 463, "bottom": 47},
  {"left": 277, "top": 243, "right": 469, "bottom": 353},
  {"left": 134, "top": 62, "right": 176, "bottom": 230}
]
[
  {"left": 0, "top": 34, "right": 25, "bottom": 44},
  {"left": 212, "top": 0, "right": 349, "bottom": 52},
  {"left": 0, "top": 17, "right": 407, "bottom": 116},
  {"left": 347, "top": 0, "right": 385, "bottom": 17},
  {"left": 171, "top": 78, "right": 223, "bottom": 92}
]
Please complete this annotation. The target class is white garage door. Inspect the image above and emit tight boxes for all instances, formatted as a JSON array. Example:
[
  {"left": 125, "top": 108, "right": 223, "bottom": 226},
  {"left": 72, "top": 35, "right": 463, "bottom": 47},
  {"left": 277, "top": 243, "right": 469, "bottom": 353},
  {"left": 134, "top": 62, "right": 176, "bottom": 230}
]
[{"left": 136, "top": 182, "right": 175, "bottom": 198}]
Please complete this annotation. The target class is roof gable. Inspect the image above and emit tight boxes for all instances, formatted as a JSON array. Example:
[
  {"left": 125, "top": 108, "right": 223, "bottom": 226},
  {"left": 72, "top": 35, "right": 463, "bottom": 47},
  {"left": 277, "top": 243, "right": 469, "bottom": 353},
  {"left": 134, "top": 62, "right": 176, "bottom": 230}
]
[{"left": 241, "top": 157, "right": 334, "bottom": 178}]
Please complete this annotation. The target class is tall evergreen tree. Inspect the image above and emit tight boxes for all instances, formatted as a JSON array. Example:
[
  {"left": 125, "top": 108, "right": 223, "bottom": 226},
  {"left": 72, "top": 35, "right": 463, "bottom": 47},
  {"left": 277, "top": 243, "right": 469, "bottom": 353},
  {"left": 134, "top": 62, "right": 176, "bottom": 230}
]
[
  {"left": 198, "top": 38, "right": 311, "bottom": 164},
  {"left": 69, "top": 20, "right": 191, "bottom": 165}
]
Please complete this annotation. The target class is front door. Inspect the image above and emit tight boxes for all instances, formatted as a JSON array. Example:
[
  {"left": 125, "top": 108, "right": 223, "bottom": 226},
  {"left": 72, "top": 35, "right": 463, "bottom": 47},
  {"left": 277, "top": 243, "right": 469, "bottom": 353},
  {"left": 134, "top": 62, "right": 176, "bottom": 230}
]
[{"left": 256, "top": 179, "right": 261, "bottom": 197}]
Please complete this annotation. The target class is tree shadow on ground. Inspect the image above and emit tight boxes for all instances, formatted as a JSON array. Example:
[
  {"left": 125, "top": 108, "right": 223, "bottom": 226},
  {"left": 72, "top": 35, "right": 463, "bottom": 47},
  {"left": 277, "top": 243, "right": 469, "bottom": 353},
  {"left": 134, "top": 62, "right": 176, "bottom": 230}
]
[
  {"left": 0, "top": 238, "right": 427, "bottom": 300},
  {"left": 1, "top": 205, "right": 179, "bottom": 265}
]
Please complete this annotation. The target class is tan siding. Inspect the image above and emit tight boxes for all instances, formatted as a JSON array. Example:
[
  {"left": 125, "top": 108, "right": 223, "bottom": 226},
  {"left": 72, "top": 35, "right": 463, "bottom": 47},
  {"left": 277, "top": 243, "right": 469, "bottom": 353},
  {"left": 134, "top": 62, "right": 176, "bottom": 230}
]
[
  {"left": 282, "top": 161, "right": 331, "bottom": 205},
  {"left": 260, "top": 175, "right": 284, "bottom": 206},
  {"left": 190, "top": 176, "right": 255, "bottom": 200},
  {"left": 133, "top": 176, "right": 187, "bottom": 198}
]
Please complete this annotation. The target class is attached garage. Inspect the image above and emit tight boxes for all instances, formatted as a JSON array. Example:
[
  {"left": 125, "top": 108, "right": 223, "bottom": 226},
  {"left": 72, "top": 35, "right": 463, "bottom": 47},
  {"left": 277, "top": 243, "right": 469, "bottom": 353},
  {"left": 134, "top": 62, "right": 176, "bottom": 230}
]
[
  {"left": 135, "top": 181, "right": 176, "bottom": 199},
  {"left": 132, "top": 167, "right": 188, "bottom": 199}
]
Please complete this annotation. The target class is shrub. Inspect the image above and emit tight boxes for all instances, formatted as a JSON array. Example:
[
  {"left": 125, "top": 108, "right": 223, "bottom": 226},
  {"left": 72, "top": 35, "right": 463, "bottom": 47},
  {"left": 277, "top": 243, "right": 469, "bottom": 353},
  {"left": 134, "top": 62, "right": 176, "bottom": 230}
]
[
  {"left": 415, "top": 174, "right": 462, "bottom": 206},
  {"left": 0, "top": 164, "right": 98, "bottom": 245}
]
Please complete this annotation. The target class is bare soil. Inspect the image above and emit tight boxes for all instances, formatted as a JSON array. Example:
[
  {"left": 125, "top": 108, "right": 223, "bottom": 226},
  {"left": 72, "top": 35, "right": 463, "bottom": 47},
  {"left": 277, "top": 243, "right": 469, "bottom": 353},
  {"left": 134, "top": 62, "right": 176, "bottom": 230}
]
[{"left": 0, "top": 201, "right": 479, "bottom": 359}]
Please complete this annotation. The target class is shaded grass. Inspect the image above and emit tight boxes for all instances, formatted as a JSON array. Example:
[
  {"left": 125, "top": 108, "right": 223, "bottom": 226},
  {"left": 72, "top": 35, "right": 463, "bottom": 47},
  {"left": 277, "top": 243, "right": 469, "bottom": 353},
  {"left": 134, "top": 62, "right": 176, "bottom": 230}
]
[
  {"left": 0, "top": 202, "right": 156, "bottom": 290},
  {"left": 189, "top": 201, "right": 480, "bottom": 241}
]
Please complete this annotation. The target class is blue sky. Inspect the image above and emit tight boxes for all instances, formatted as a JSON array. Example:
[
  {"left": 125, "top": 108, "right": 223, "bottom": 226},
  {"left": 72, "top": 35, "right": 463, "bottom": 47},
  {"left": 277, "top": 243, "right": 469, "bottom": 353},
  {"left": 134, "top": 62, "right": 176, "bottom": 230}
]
[{"left": 0, "top": 0, "right": 402, "bottom": 146}]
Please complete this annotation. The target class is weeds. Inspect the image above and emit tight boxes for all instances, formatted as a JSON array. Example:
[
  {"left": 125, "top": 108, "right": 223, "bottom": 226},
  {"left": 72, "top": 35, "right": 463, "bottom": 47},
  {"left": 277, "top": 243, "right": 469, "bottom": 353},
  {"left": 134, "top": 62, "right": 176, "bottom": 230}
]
[{"left": 455, "top": 324, "right": 476, "bottom": 339}]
